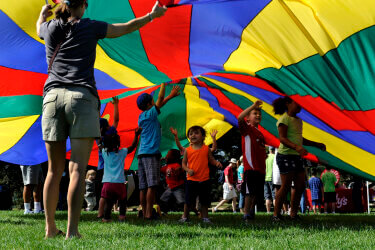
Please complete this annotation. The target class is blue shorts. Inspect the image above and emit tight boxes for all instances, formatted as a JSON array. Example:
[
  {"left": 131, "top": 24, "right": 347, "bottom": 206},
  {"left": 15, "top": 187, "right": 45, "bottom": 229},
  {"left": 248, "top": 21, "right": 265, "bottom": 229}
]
[
  {"left": 264, "top": 181, "right": 275, "bottom": 200},
  {"left": 312, "top": 199, "right": 321, "bottom": 206}
]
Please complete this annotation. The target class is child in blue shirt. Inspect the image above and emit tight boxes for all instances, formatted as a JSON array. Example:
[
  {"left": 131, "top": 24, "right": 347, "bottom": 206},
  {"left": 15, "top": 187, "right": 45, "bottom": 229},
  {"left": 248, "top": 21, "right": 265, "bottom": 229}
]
[
  {"left": 97, "top": 96, "right": 119, "bottom": 219},
  {"left": 308, "top": 168, "right": 323, "bottom": 214},
  {"left": 136, "top": 84, "right": 181, "bottom": 220},
  {"left": 101, "top": 127, "right": 141, "bottom": 222}
]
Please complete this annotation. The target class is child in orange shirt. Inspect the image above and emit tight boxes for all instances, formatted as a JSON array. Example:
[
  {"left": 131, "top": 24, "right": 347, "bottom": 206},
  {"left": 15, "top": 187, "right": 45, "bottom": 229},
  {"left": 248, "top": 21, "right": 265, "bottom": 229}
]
[{"left": 180, "top": 126, "right": 222, "bottom": 223}]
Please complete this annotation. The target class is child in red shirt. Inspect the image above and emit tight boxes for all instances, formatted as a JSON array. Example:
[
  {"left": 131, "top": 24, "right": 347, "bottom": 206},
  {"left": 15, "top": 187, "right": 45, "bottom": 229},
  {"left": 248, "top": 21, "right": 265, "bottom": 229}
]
[
  {"left": 238, "top": 100, "right": 267, "bottom": 221},
  {"left": 160, "top": 149, "right": 185, "bottom": 213}
]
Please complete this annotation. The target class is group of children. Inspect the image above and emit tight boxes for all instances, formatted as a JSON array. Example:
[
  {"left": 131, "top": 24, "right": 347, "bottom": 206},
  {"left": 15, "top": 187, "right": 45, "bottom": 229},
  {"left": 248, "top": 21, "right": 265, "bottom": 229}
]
[{"left": 84, "top": 83, "right": 326, "bottom": 223}]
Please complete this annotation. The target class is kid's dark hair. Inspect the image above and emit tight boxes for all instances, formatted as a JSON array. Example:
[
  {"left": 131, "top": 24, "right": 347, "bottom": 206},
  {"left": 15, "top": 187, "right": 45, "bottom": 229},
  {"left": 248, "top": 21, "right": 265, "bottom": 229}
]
[
  {"left": 55, "top": 0, "right": 87, "bottom": 23},
  {"left": 102, "top": 127, "right": 120, "bottom": 154},
  {"left": 165, "top": 149, "right": 181, "bottom": 164},
  {"left": 187, "top": 126, "right": 206, "bottom": 138},
  {"left": 311, "top": 168, "right": 318, "bottom": 176},
  {"left": 272, "top": 96, "right": 292, "bottom": 115}
]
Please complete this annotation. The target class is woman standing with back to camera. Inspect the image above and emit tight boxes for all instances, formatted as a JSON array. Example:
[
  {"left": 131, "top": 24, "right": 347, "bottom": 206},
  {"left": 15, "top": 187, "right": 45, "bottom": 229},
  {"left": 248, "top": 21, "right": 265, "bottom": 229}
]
[{"left": 37, "top": 0, "right": 166, "bottom": 239}]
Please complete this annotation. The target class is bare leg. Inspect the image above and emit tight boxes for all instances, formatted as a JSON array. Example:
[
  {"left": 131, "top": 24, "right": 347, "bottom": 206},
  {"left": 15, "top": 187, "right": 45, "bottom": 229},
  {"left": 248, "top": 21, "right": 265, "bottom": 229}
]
[
  {"left": 66, "top": 138, "right": 94, "bottom": 239},
  {"left": 182, "top": 204, "right": 190, "bottom": 219},
  {"left": 232, "top": 197, "right": 237, "bottom": 212},
  {"left": 140, "top": 190, "right": 146, "bottom": 218},
  {"left": 23, "top": 185, "right": 34, "bottom": 203},
  {"left": 213, "top": 199, "right": 228, "bottom": 211},
  {"left": 290, "top": 171, "right": 305, "bottom": 217},
  {"left": 34, "top": 183, "right": 43, "bottom": 202},
  {"left": 44, "top": 141, "right": 66, "bottom": 238},
  {"left": 324, "top": 202, "right": 328, "bottom": 213},
  {"left": 97, "top": 197, "right": 106, "bottom": 218},
  {"left": 266, "top": 199, "right": 272, "bottom": 213},
  {"left": 201, "top": 205, "right": 208, "bottom": 219},
  {"left": 145, "top": 187, "right": 156, "bottom": 219},
  {"left": 331, "top": 202, "right": 336, "bottom": 213},
  {"left": 273, "top": 173, "right": 293, "bottom": 217},
  {"left": 244, "top": 195, "right": 255, "bottom": 216}
]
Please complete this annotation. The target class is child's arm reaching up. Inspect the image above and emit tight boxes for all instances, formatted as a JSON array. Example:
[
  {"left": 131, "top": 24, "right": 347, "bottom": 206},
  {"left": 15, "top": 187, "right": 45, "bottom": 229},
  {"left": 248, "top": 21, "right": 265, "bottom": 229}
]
[
  {"left": 127, "top": 127, "right": 142, "bottom": 154},
  {"left": 158, "top": 86, "right": 181, "bottom": 108},
  {"left": 182, "top": 149, "right": 194, "bottom": 176},
  {"left": 170, "top": 127, "right": 185, "bottom": 153},
  {"left": 208, "top": 150, "right": 222, "bottom": 169},
  {"left": 111, "top": 96, "right": 120, "bottom": 129},
  {"left": 237, "top": 100, "right": 262, "bottom": 124},
  {"left": 210, "top": 129, "right": 218, "bottom": 152},
  {"left": 155, "top": 83, "right": 166, "bottom": 109}
]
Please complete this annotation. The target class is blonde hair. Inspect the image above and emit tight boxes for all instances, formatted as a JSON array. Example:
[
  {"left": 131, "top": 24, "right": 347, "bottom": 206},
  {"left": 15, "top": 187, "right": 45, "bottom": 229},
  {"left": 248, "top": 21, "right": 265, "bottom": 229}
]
[{"left": 86, "top": 169, "right": 96, "bottom": 179}]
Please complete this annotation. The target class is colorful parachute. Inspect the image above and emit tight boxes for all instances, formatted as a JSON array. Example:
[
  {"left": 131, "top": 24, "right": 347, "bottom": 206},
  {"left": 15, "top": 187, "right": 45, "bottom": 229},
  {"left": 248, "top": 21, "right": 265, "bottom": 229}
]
[{"left": 0, "top": 0, "right": 374, "bottom": 180}]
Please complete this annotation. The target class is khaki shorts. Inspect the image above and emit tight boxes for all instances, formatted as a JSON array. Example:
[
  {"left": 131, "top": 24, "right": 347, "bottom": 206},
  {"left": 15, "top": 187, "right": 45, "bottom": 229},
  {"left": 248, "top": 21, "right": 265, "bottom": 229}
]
[
  {"left": 42, "top": 87, "right": 100, "bottom": 141},
  {"left": 20, "top": 164, "right": 44, "bottom": 185}
]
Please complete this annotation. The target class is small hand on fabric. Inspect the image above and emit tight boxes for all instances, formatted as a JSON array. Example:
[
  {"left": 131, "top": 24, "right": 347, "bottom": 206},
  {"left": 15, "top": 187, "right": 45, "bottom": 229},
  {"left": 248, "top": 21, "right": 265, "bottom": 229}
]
[
  {"left": 296, "top": 145, "right": 308, "bottom": 156},
  {"left": 150, "top": 1, "right": 167, "bottom": 19}
]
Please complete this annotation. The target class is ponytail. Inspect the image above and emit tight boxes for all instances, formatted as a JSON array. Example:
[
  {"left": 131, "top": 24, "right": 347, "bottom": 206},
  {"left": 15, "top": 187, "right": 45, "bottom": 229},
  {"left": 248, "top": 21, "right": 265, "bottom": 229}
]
[
  {"left": 54, "top": 0, "right": 86, "bottom": 23},
  {"left": 55, "top": 3, "right": 70, "bottom": 23},
  {"left": 272, "top": 96, "right": 292, "bottom": 115}
]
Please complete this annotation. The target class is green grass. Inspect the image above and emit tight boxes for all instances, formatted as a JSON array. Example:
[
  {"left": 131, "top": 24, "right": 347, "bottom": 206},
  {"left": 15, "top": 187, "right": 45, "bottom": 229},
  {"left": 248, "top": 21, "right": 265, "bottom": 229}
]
[{"left": 0, "top": 211, "right": 374, "bottom": 249}]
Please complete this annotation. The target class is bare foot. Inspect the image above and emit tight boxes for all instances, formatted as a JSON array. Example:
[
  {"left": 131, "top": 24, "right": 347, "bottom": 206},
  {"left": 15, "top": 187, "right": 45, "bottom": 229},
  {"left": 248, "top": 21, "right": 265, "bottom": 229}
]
[
  {"left": 45, "top": 229, "right": 65, "bottom": 239},
  {"left": 65, "top": 232, "right": 82, "bottom": 240}
]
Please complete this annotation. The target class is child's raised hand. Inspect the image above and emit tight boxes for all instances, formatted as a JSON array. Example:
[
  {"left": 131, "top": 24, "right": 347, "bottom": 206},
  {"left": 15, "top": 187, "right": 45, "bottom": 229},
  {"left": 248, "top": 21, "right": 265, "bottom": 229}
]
[
  {"left": 135, "top": 127, "right": 142, "bottom": 136},
  {"left": 170, "top": 86, "right": 181, "bottom": 98},
  {"left": 254, "top": 100, "right": 263, "bottom": 108},
  {"left": 210, "top": 129, "right": 218, "bottom": 139},
  {"left": 151, "top": 1, "right": 167, "bottom": 18},
  {"left": 187, "top": 169, "right": 194, "bottom": 176},
  {"left": 170, "top": 127, "right": 178, "bottom": 136},
  {"left": 41, "top": 4, "right": 53, "bottom": 18},
  {"left": 296, "top": 145, "right": 308, "bottom": 156},
  {"left": 111, "top": 96, "right": 119, "bottom": 105}
]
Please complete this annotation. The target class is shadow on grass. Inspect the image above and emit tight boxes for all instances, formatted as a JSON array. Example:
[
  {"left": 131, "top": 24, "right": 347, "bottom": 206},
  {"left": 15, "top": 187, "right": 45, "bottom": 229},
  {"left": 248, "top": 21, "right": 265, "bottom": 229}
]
[
  {"left": 5, "top": 211, "right": 375, "bottom": 233},
  {"left": 86, "top": 212, "right": 375, "bottom": 233}
]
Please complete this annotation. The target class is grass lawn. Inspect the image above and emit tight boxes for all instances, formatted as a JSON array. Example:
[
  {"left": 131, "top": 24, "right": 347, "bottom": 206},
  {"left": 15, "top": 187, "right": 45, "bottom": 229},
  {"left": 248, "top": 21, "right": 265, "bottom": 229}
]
[{"left": 0, "top": 211, "right": 374, "bottom": 249}]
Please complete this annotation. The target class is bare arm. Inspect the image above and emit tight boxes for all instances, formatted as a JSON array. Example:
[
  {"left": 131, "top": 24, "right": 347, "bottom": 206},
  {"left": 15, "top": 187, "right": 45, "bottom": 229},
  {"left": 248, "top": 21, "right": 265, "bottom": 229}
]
[
  {"left": 237, "top": 100, "right": 262, "bottom": 123},
  {"left": 155, "top": 83, "right": 166, "bottom": 109},
  {"left": 160, "top": 85, "right": 181, "bottom": 108},
  {"left": 303, "top": 138, "right": 326, "bottom": 151},
  {"left": 182, "top": 149, "right": 193, "bottom": 176},
  {"left": 170, "top": 127, "right": 185, "bottom": 152},
  {"left": 36, "top": 5, "right": 53, "bottom": 37},
  {"left": 208, "top": 150, "right": 222, "bottom": 168},
  {"left": 278, "top": 124, "right": 308, "bottom": 156},
  {"left": 106, "top": 2, "right": 166, "bottom": 38},
  {"left": 225, "top": 175, "right": 233, "bottom": 189},
  {"left": 127, "top": 128, "right": 142, "bottom": 154},
  {"left": 111, "top": 96, "right": 119, "bottom": 128},
  {"left": 210, "top": 129, "right": 218, "bottom": 152}
]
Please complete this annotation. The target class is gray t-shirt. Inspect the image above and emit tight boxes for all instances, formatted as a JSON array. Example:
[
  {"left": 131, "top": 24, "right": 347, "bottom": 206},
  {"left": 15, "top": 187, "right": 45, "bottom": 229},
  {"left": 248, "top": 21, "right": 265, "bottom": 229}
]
[{"left": 38, "top": 18, "right": 108, "bottom": 95}]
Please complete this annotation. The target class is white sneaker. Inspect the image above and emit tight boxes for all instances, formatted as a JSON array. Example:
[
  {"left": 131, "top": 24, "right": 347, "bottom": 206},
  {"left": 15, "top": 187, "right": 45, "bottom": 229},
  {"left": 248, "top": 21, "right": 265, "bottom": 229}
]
[
  {"left": 34, "top": 210, "right": 44, "bottom": 214},
  {"left": 233, "top": 211, "right": 237, "bottom": 214},
  {"left": 24, "top": 210, "right": 33, "bottom": 215}
]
